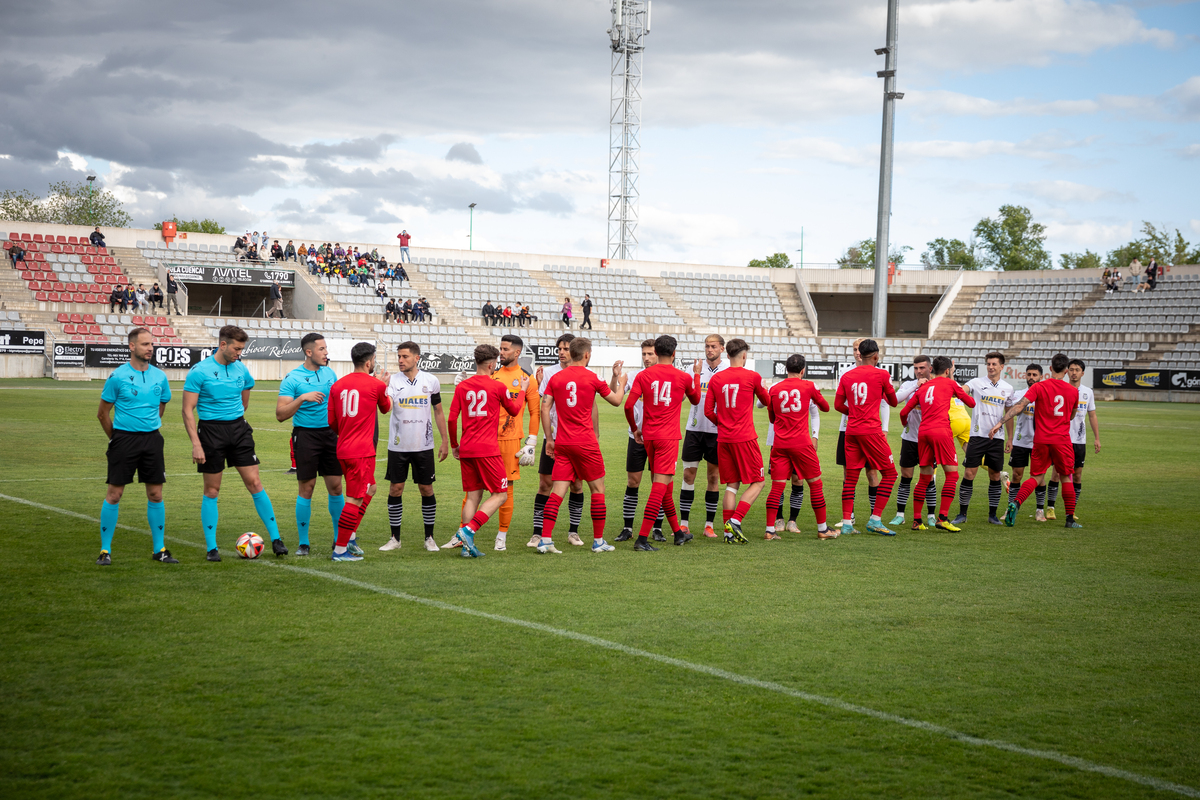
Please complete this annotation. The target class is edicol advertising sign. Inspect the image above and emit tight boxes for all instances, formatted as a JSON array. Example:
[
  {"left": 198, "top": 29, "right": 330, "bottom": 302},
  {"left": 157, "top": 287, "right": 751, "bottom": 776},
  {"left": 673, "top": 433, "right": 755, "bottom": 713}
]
[
  {"left": 0, "top": 330, "right": 46, "bottom": 354},
  {"left": 167, "top": 263, "right": 296, "bottom": 287}
]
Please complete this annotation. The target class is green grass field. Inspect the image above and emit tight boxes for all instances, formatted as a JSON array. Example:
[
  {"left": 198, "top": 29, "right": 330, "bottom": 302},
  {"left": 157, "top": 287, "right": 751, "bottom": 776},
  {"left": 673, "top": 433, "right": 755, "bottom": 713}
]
[{"left": 1, "top": 378, "right": 1198, "bottom": 799}]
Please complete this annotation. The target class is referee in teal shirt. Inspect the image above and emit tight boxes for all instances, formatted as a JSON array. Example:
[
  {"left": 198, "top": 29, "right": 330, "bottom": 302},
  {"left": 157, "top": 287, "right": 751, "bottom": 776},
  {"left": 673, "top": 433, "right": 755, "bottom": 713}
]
[
  {"left": 96, "top": 327, "right": 174, "bottom": 565},
  {"left": 182, "top": 325, "right": 286, "bottom": 561}
]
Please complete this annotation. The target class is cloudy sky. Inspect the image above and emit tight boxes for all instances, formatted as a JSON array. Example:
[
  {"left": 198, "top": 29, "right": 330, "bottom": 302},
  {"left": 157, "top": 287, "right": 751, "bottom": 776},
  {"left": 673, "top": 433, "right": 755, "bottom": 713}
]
[{"left": 1, "top": 0, "right": 1195, "bottom": 266}]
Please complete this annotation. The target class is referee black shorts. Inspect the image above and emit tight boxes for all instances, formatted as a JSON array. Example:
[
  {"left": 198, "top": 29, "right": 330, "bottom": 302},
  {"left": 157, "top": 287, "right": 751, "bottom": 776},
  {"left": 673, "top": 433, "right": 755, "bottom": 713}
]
[
  {"left": 899, "top": 438, "right": 921, "bottom": 470},
  {"left": 835, "top": 430, "right": 846, "bottom": 467},
  {"left": 292, "top": 426, "right": 341, "bottom": 482},
  {"left": 385, "top": 448, "right": 437, "bottom": 486},
  {"left": 107, "top": 429, "right": 166, "bottom": 486},
  {"left": 1072, "top": 442, "right": 1087, "bottom": 470},
  {"left": 197, "top": 418, "right": 259, "bottom": 474},
  {"left": 538, "top": 438, "right": 555, "bottom": 476},
  {"left": 626, "top": 437, "right": 647, "bottom": 474},
  {"left": 964, "top": 436, "right": 1004, "bottom": 472},
  {"left": 1009, "top": 445, "right": 1032, "bottom": 469},
  {"left": 681, "top": 430, "right": 719, "bottom": 466}
]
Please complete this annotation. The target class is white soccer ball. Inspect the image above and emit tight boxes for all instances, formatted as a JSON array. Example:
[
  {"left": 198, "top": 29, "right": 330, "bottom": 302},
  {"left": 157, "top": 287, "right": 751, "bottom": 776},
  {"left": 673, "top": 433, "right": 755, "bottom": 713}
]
[{"left": 236, "top": 532, "right": 264, "bottom": 559}]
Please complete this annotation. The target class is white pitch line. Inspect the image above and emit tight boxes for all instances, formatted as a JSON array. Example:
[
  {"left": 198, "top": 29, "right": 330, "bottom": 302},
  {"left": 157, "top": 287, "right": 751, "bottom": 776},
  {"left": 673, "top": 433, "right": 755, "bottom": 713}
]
[{"left": 1, "top": 490, "right": 1196, "bottom": 799}]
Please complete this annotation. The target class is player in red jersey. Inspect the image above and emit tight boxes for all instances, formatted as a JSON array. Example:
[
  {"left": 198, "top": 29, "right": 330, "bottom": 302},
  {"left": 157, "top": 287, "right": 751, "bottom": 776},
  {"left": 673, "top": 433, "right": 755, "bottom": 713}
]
[
  {"left": 539, "top": 337, "right": 627, "bottom": 554},
  {"left": 899, "top": 355, "right": 976, "bottom": 532},
  {"left": 991, "top": 352, "right": 1081, "bottom": 528},
  {"left": 833, "top": 338, "right": 899, "bottom": 536},
  {"left": 327, "top": 343, "right": 392, "bottom": 562},
  {"left": 765, "top": 354, "right": 831, "bottom": 539},
  {"left": 448, "top": 344, "right": 528, "bottom": 557},
  {"left": 623, "top": 334, "right": 702, "bottom": 550},
  {"left": 703, "top": 338, "right": 771, "bottom": 544}
]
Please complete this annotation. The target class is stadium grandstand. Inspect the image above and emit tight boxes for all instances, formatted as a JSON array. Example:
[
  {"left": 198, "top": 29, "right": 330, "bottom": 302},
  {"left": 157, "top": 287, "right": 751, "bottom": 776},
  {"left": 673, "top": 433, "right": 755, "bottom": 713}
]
[{"left": 2, "top": 223, "right": 1197, "bottom": 395}]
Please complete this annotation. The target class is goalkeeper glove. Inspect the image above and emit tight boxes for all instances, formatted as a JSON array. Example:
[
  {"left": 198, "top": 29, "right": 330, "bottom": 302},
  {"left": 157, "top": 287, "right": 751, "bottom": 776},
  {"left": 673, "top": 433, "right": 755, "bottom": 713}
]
[
  {"left": 453, "top": 371, "right": 467, "bottom": 386},
  {"left": 517, "top": 435, "right": 537, "bottom": 466}
]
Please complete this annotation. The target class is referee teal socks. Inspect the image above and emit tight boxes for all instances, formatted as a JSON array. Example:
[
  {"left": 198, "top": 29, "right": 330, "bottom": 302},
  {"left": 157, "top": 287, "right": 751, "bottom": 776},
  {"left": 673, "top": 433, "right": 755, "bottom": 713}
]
[
  {"left": 295, "top": 496, "right": 312, "bottom": 547},
  {"left": 100, "top": 500, "right": 119, "bottom": 553},
  {"left": 251, "top": 490, "right": 281, "bottom": 541},
  {"left": 329, "top": 494, "right": 345, "bottom": 532},
  {"left": 201, "top": 495, "right": 219, "bottom": 551},
  {"left": 147, "top": 501, "right": 166, "bottom": 552}
]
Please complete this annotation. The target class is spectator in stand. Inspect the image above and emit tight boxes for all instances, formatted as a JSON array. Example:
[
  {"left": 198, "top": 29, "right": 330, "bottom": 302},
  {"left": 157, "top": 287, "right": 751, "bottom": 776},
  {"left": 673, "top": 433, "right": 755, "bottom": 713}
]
[
  {"left": 284, "top": 241, "right": 297, "bottom": 262},
  {"left": 270, "top": 240, "right": 284, "bottom": 261},
  {"left": 268, "top": 280, "right": 284, "bottom": 319},
  {"left": 401, "top": 299, "right": 412, "bottom": 323},
  {"left": 517, "top": 305, "right": 529, "bottom": 327},
  {"left": 334, "top": 243, "right": 345, "bottom": 259},
  {"left": 251, "top": 231, "right": 260, "bottom": 251},
  {"left": 482, "top": 300, "right": 495, "bottom": 326},
  {"left": 166, "top": 270, "right": 183, "bottom": 315},
  {"left": 396, "top": 264, "right": 409, "bottom": 284},
  {"left": 581, "top": 293, "right": 593, "bottom": 329},
  {"left": 124, "top": 285, "right": 136, "bottom": 312},
  {"left": 348, "top": 269, "right": 358, "bottom": 288},
  {"left": 561, "top": 296, "right": 573, "bottom": 328},
  {"left": 376, "top": 282, "right": 388, "bottom": 299},
  {"left": 379, "top": 255, "right": 389, "bottom": 273},
  {"left": 396, "top": 230, "right": 412, "bottom": 262},
  {"left": 232, "top": 235, "right": 247, "bottom": 259},
  {"left": 109, "top": 285, "right": 126, "bottom": 313},
  {"left": 150, "top": 282, "right": 164, "bottom": 311},
  {"left": 9, "top": 241, "right": 25, "bottom": 265},
  {"left": 1147, "top": 258, "right": 1160, "bottom": 291},
  {"left": 504, "top": 305, "right": 516, "bottom": 326},
  {"left": 385, "top": 298, "right": 397, "bottom": 322},
  {"left": 89, "top": 227, "right": 107, "bottom": 249},
  {"left": 135, "top": 284, "right": 150, "bottom": 314}
]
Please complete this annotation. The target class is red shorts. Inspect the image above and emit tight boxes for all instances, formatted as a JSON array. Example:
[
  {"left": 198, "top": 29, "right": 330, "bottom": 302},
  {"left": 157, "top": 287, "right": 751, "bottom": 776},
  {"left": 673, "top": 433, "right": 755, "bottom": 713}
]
[
  {"left": 460, "top": 455, "right": 509, "bottom": 493},
  {"left": 843, "top": 432, "right": 895, "bottom": 471},
  {"left": 717, "top": 440, "right": 765, "bottom": 485},
  {"left": 643, "top": 438, "right": 679, "bottom": 476},
  {"left": 1031, "top": 442, "right": 1074, "bottom": 478},
  {"left": 339, "top": 456, "right": 377, "bottom": 499},
  {"left": 551, "top": 441, "right": 606, "bottom": 483},
  {"left": 769, "top": 444, "right": 821, "bottom": 481},
  {"left": 917, "top": 431, "right": 958, "bottom": 468}
]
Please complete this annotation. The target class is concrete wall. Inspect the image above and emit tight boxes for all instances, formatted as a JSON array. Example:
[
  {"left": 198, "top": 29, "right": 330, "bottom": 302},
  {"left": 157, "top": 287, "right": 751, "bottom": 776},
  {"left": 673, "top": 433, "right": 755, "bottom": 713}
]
[
  {"left": 0, "top": 355, "right": 45, "bottom": 379},
  {"left": 290, "top": 276, "right": 326, "bottom": 321}
]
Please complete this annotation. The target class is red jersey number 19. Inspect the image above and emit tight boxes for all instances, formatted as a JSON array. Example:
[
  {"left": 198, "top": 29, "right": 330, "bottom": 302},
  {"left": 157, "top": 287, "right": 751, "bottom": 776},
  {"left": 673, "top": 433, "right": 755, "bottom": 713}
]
[
  {"left": 340, "top": 389, "right": 359, "bottom": 417},
  {"left": 722, "top": 384, "right": 739, "bottom": 407},
  {"left": 651, "top": 380, "right": 672, "bottom": 406},
  {"left": 466, "top": 389, "right": 488, "bottom": 417},
  {"left": 852, "top": 382, "right": 868, "bottom": 405}
]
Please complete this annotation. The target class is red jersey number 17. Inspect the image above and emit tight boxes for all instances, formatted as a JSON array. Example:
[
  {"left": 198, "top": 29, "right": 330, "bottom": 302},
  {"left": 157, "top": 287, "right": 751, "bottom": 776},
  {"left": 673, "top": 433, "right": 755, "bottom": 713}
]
[{"left": 722, "top": 384, "right": 739, "bottom": 407}]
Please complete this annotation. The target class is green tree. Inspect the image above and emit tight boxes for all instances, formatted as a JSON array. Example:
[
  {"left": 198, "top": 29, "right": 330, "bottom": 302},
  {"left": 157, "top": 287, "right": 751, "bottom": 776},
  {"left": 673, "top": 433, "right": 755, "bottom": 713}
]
[
  {"left": 747, "top": 252, "right": 792, "bottom": 269},
  {"left": 972, "top": 204, "right": 1051, "bottom": 271},
  {"left": 1059, "top": 250, "right": 1103, "bottom": 270},
  {"left": 1105, "top": 222, "right": 1199, "bottom": 269},
  {"left": 836, "top": 238, "right": 911, "bottom": 269},
  {"left": 154, "top": 216, "right": 227, "bottom": 235},
  {"left": 921, "top": 237, "right": 979, "bottom": 270},
  {"left": 0, "top": 180, "right": 132, "bottom": 227}
]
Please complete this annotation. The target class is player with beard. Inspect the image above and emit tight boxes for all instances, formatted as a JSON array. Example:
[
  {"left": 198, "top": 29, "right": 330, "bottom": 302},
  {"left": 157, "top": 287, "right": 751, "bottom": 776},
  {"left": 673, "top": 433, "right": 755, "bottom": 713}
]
[
  {"left": 680, "top": 334, "right": 727, "bottom": 538},
  {"left": 891, "top": 355, "right": 939, "bottom": 529},
  {"left": 1006, "top": 364, "right": 1044, "bottom": 520},
  {"left": 618, "top": 339, "right": 667, "bottom": 542}
]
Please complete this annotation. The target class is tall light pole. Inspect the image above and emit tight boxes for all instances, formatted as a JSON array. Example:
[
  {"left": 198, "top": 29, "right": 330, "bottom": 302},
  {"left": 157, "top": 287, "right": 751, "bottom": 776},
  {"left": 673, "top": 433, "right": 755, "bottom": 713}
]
[
  {"left": 607, "top": 0, "right": 649, "bottom": 261},
  {"left": 468, "top": 202, "right": 476, "bottom": 251},
  {"left": 871, "top": 0, "right": 903, "bottom": 339},
  {"left": 795, "top": 226, "right": 804, "bottom": 270},
  {"left": 86, "top": 174, "right": 97, "bottom": 226}
]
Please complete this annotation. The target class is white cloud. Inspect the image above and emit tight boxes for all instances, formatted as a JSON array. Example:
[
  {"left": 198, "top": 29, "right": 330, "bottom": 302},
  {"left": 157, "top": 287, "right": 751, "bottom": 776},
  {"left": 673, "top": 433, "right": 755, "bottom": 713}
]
[{"left": 1013, "top": 179, "right": 1133, "bottom": 204}]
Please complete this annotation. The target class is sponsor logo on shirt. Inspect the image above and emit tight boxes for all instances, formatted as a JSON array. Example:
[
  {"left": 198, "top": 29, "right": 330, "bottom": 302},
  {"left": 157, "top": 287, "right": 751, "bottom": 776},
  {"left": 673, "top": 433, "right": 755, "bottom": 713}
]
[{"left": 393, "top": 396, "right": 430, "bottom": 407}]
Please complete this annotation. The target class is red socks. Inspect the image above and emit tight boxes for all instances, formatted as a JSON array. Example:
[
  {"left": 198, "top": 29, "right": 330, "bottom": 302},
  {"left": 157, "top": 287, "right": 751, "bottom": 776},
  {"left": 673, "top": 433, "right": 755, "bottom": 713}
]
[
  {"left": 335, "top": 502, "right": 363, "bottom": 548},
  {"left": 722, "top": 508, "right": 734, "bottom": 523},
  {"left": 1015, "top": 477, "right": 1037, "bottom": 507},
  {"left": 939, "top": 472, "right": 958, "bottom": 518},
  {"left": 913, "top": 473, "right": 931, "bottom": 511},
  {"left": 542, "top": 493, "right": 563, "bottom": 540},
  {"left": 766, "top": 482, "right": 786, "bottom": 528},
  {"left": 810, "top": 479, "right": 827, "bottom": 526},
  {"left": 871, "top": 468, "right": 896, "bottom": 518},
  {"left": 1061, "top": 479, "right": 1077, "bottom": 515},
  {"left": 465, "top": 509, "right": 490, "bottom": 533},
  {"left": 590, "top": 493, "right": 606, "bottom": 540},
  {"left": 662, "top": 482, "right": 680, "bottom": 532},
  {"left": 639, "top": 483, "right": 666, "bottom": 537},
  {"left": 732, "top": 500, "right": 751, "bottom": 524},
  {"left": 842, "top": 468, "right": 861, "bottom": 519}
]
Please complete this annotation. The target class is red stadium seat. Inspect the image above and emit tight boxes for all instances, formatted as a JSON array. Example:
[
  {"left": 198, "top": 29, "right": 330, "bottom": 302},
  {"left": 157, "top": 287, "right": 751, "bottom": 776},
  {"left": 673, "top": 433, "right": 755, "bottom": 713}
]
[
  {"left": 96, "top": 264, "right": 110, "bottom": 273},
  {"left": 103, "top": 256, "right": 116, "bottom": 266},
  {"left": 89, "top": 324, "right": 103, "bottom": 335},
  {"left": 56, "top": 235, "right": 67, "bottom": 244},
  {"left": 132, "top": 315, "right": 144, "bottom": 325},
  {"left": 8, "top": 232, "right": 19, "bottom": 241},
  {"left": 53, "top": 282, "right": 64, "bottom": 292},
  {"left": 63, "top": 323, "right": 76, "bottom": 334},
  {"left": 156, "top": 316, "right": 167, "bottom": 326},
  {"left": 85, "top": 294, "right": 97, "bottom": 304},
  {"left": 82, "top": 314, "right": 95, "bottom": 324},
  {"left": 47, "top": 292, "right": 60, "bottom": 302},
  {"left": 87, "top": 265, "right": 99, "bottom": 274},
  {"left": 34, "top": 291, "right": 47, "bottom": 301},
  {"left": 94, "top": 274, "right": 107, "bottom": 284},
  {"left": 85, "top": 246, "right": 97, "bottom": 256},
  {"left": 67, "top": 236, "right": 79, "bottom": 245},
  {"left": 20, "top": 233, "right": 32, "bottom": 242},
  {"left": 81, "top": 255, "right": 93, "bottom": 265},
  {"left": 163, "top": 327, "right": 176, "bottom": 337},
  {"left": 2, "top": 241, "right": 10, "bottom": 250},
  {"left": 33, "top": 251, "right": 45, "bottom": 261},
  {"left": 33, "top": 271, "right": 45, "bottom": 281},
  {"left": 50, "top": 244, "right": 62, "bottom": 254},
  {"left": 32, "top": 234, "right": 43, "bottom": 243},
  {"left": 20, "top": 270, "right": 32, "bottom": 280},
  {"left": 56, "top": 313, "right": 70, "bottom": 323},
  {"left": 150, "top": 326, "right": 163, "bottom": 336},
  {"left": 115, "top": 274, "right": 128, "bottom": 285}
]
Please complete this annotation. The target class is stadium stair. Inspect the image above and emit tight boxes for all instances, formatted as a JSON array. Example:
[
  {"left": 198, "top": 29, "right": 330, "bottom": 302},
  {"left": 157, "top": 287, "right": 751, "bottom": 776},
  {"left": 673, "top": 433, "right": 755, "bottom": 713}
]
[
  {"left": 928, "top": 285, "right": 985, "bottom": 340},
  {"left": 772, "top": 282, "right": 816, "bottom": 338},
  {"left": 645, "top": 277, "right": 715, "bottom": 332}
]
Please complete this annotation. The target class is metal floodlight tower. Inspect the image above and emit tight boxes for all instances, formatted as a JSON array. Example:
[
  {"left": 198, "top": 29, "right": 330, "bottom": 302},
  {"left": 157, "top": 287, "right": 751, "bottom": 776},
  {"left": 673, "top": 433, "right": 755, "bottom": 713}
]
[
  {"left": 871, "top": 0, "right": 904, "bottom": 339},
  {"left": 607, "top": 0, "right": 649, "bottom": 261}
]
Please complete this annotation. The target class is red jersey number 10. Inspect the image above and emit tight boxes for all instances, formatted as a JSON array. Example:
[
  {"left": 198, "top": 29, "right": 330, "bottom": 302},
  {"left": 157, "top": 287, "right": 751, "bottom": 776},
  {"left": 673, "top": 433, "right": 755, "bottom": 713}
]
[
  {"left": 651, "top": 380, "right": 672, "bottom": 406},
  {"left": 340, "top": 389, "right": 359, "bottom": 417},
  {"left": 466, "top": 389, "right": 489, "bottom": 417}
]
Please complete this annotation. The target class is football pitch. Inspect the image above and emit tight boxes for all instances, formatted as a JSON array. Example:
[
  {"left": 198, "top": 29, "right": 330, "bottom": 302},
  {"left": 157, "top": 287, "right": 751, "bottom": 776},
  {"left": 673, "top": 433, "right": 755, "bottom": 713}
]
[{"left": 1, "top": 378, "right": 1197, "bottom": 799}]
